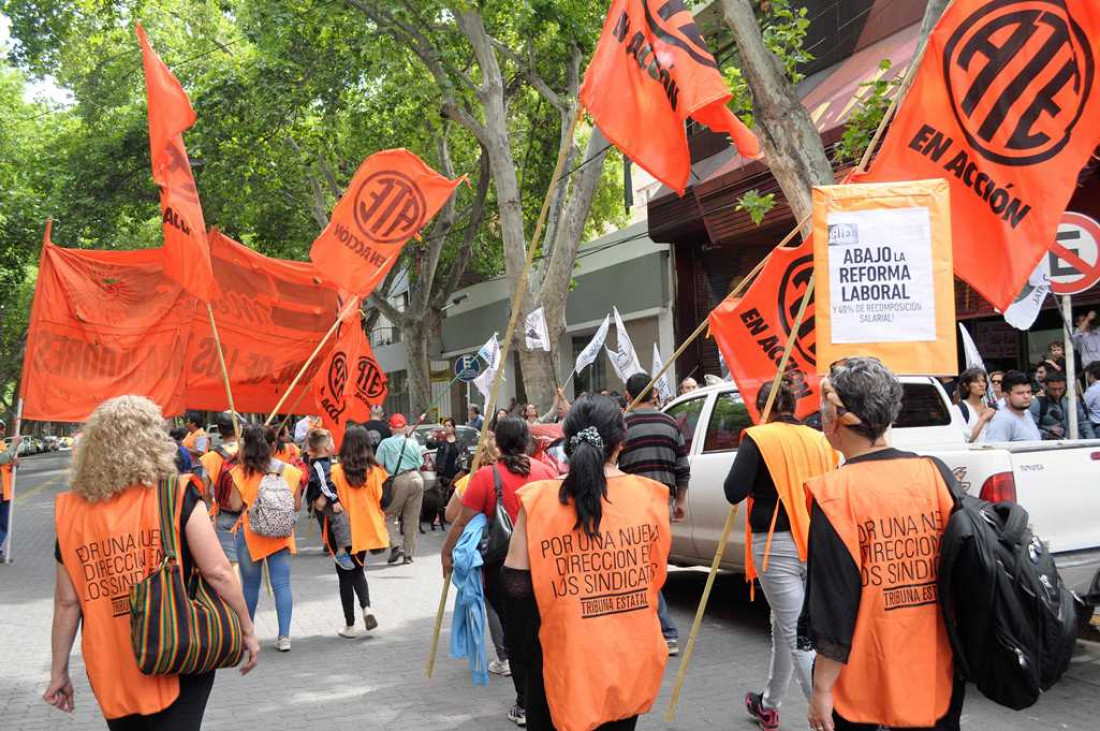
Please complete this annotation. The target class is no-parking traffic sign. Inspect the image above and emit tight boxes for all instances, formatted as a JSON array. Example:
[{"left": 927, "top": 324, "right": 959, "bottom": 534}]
[{"left": 1049, "top": 212, "right": 1100, "bottom": 296}]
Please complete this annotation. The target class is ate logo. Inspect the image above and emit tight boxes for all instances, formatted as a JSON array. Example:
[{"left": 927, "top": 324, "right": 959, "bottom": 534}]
[
  {"left": 777, "top": 254, "right": 816, "bottom": 367},
  {"left": 355, "top": 355, "right": 387, "bottom": 402},
  {"left": 353, "top": 171, "right": 427, "bottom": 244},
  {"left": 328, "top": 351, "right": 349, "bottom": 401},
  {"left": 943, "top": 0, "right": 1094, "bottom": 166}
]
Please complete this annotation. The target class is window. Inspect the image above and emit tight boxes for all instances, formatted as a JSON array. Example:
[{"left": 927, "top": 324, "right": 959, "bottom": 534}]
[
  {"left": 383, "top": 370, "right": 409, "bottom": 418},
  {"left": 665, "top": 397, "right": 706, "bottom": 452},
  {"left": 572, "top": 335, "right": 608, "bottom": 394},
  {"left": 894, "top": 383, "right": 952, "bottom": 428},
  {"left": 703, "top": 392, "right": 752, "bottom": 453}
]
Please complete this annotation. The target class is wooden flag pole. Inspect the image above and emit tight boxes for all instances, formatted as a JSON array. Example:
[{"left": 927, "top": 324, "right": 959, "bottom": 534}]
[
  {"left": 263, "top": 297, "right": 360, "bottom": 427},
  {"left": 206, "top": 305, "right": 241, "bottom": 441},
  {"left": 277, "top": 388, "right": 312, "bottom": 435},
  {"left": 666, "top": 276, "right": 816, "bottom": 721},
  {"left": 2, "top": 398, "right": 24, "bottom": 564},
  {"left": 427, "top": 106, "right": 584, "bottom": 679}
]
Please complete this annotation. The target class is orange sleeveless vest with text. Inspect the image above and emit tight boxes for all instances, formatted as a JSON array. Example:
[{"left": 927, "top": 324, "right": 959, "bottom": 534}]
[
  {"left": 742, "top": 423, "right": 837, "bottom": 584},
  {"left": 330, "top": 464, "right": 389, "bottom": 552},
  {"left": 806, "top": 457, "right": 956, "bottom": 727},
  {"left": 1, "top": 440, "right": 12, "bottom": 501},
  {"left": 55, "top": 485, "right": 180, "bottom": 719},
  {"left": 231, "top": 463, "right": 301, "bottom": 561},
  {"left": 518, "top": 474, "right": 671, "bottom": 731}
]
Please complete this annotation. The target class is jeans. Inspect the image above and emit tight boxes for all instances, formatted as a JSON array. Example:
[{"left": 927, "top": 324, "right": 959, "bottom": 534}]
[
  {"left": 384, "top": 471, "right": 424, "bottom": 556},
  {"left": 657, "top": 591, "right": 678, "bottom": 640},
  {"left": 752, "top": 531, "right": 814, "bottom": 708},
  {"left": 0, "top": 499, "right": 10, "bottom": 553},
  {"left": 487, "top": 601, "right": 508, "bottom": 661},
  {"left": 236, "top": 533, "right": 293, "bottom": 638}
]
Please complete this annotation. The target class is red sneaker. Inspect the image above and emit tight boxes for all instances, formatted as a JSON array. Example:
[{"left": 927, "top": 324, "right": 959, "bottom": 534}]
[{"left": 745, "top": 692, "right": 780, "bottom": 731}]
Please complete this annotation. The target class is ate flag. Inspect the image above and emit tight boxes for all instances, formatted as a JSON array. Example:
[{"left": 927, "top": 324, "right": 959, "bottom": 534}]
[
  {"left": 183, "top": 229, "right": 343, "bottom": 414},
  {"left": 137, "top": 24, "right": 214, "bottom": 302},
  {"left": 708, "top": 239, "right": 820, "bottom": 424},
  {"left": 855, "top": 0, "right": 1100, "bottom": 310},
  {"left": 310, "top": 149, "right": 464, "bottom": 295},
  {"left": 312, "top": 308, "right": 388, "bottom": 447},
  {"left": 20, "top": 222, "right": 195, "bottom": 422},
  {"left": 580, "top": 0, "right": 760, "bottom": 195}
]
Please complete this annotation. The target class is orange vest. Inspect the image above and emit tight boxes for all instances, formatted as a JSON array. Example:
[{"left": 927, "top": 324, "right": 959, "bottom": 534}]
[
  {"left": 231, "top": 462, "right": 301, "bottom": 561},
  {"left": 518, "top": 474, "right": 671, "bottom": 731},
  {"left": 275, "top": 444, "right": 300, "bottom": 463},
  {"left": 805, "top": 456, "right": 956, "bottom": 728},
  {"left": 181, "top": 428, "right": 207, "bottom": 455},
  {"left": 742, "top": 423, "right": 837, "bottom": 585},
  {"left": 54, "top": 485, "right": 180, "bottom": 719},
  {"left": 330, "top": 464, "right": 390, "bottom": 552},
  {"left": 1, "top": 440, "right": 13, "bottom": 501}
]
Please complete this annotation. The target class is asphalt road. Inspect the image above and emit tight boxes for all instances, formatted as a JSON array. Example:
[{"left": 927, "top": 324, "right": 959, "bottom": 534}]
[{"left": 2, "top": 452, "right": 1098, "bottom": 730}]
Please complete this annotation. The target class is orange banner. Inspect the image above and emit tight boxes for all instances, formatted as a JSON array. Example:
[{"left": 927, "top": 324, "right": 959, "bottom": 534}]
[
  {"left": 20, "top": 223, "right": 196, "bottom": 421},
  {"left": 312, "top": 308, "right": 388, "bottom": 447},
  {"left": 137, "top": 24, "right": 214, "bottom": 303},
  {"left": 310, "top": 149, "right": 464, "bottom": 296},
  {"left": 708, "top": 239, "right": 820, "bottom": 424},
  {"left": 856, "top": 0, "right": 1100, "bottom": 310},
  {"left": 580, "top": 0, "right": 759, "bottom": 195},
  {"left": 183, "top": 230, "right": 343, "bottom": 414}
]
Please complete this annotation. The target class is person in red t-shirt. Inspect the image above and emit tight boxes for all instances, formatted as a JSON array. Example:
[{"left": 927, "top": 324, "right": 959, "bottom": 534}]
[{"left": 441, "top": 415, "right": 556, "bottom": 727}]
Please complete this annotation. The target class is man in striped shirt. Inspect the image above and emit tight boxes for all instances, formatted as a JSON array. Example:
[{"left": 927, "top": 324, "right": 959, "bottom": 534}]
[{"left": 621, "top": 373, "right": 692, "bottom": 655}]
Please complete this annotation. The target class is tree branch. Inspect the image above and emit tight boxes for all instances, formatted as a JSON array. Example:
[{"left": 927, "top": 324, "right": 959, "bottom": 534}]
[
  {"left": 413, "top": 128, "right": 460, "bottom": 310},
  {"left": 431, "top": 146, "right": 490, "bottom": 310},
  {"left": 489, "top": 37, "right": 564, "bottom": 112}
]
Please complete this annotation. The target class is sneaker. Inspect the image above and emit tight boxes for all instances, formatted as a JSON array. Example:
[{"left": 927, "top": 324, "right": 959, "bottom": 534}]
[
  {"left": 387, "top": 547, "right": 404, "bottom": 564},
  {"left": 507, "top": 705, "right": 526, "bottom": 727},
  {"left": 363, "top": 609, "right": 378, "bottom": 632},
  {"left": 338, "top": 625, "right": 362, "bottom": 639},
  {"left": 334, "top": 552, "right": 356, "bottom": 570},
  {"left": 666, "top": 638, "right": 679, "bottom": 656},
  {"left": 489, "top": 658, "right": 511, "bottom": 676},
  {"left": 275, "top": 636, "right": 292, "bottom": 652},
  {"left": 402, "top": 555, "right": 414, "bottom": 565},
  {"left": 745, "top": 692, "right": 779, "bottom": 731}
]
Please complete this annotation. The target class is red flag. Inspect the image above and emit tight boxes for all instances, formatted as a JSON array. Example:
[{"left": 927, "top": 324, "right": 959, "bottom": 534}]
[
  {"left": 580, "top": 0, "right": 760, "bottom": 195},
  {"left": 708, "top": 239, "right": 820, "bottom": 424},
  {"left": 310, "top": 149, "right": 464, "bottom": 296},
  {"left": 137, "top": 23, "right": 214, "bottom": 302},
  {"left": 856, "top": 0, "right": 1100, "bottom": 310},
  {"left": 20, "top": 222, "right": 195, "bottom": 421},
  {"left": 312, "top": 308, "right": 388, "bottom": 447}
]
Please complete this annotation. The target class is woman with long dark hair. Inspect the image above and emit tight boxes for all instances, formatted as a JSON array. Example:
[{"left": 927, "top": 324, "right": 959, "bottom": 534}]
[
  {"left": 227, "top": 424, "right": 304, "bottom": 652},
  {"left": 442, "top": 415, "right": 557, "bottom": 727},
  {"left": 327, "top": 426, "right": 389, "bottom": 638},
  {"left": 502, "top": 395, "right": 671, "bottom": 730}
]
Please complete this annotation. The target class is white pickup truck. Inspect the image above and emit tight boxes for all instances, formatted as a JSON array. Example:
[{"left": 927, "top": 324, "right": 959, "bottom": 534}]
[{"left": 663, "top": 377, "right": 1100, "bottom": 613}]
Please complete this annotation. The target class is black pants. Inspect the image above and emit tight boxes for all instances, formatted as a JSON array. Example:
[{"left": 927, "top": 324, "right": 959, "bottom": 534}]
[
  {"left": 337, "top": 551, "right": 371, "bottom": 625},
  {"left": 106, "top": 671, "right": 215, "bottom": 731},
  {"left": 833, "top": 677, "right": 965, "bottom": 731},
  {"left": 484, "top": 560, "right": 527, "bottom": 708}
]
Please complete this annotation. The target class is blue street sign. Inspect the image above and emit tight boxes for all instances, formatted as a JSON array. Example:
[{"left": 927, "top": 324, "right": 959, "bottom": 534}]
[{"left": 455, "top": 355, "right": 482, "bottom": 382}]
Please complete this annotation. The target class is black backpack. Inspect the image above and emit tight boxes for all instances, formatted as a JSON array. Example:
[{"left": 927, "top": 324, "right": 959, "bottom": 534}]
[{"left": 934, "top": 459, "right": 1081, "bottom": 710}]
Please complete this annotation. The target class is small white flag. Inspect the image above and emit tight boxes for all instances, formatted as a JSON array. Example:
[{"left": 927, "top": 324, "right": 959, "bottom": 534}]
[
  {"left": 1002, "top": 259, "right": 1050, "bottom": 331},
  {"left": 958, "top": 323, "right": 996, "bottom": 407},
  {"left": 574, "top": 314, "right": 610, "bottom": 377},
  {"left": 524, "top": 307, "right": 551, "bottom": 352},
  {"left": 652, "top": 343, "right": 672, "bottom": 403},
  {"left": 606, "top": 307, "right": 644, "bottom": 382},
  {"left": 474, "top": 333, "right": 502, "bottom": 399}
]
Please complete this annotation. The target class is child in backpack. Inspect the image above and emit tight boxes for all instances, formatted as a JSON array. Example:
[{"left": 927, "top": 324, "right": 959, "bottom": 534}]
[{"left": 305, "top": 429, "right": 354, "bottom": 570}]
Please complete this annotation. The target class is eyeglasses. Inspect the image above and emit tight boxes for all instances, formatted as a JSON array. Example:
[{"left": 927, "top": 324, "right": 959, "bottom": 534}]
[{"left": 991, "top": 379, "right": 1002, "bottom": 384}]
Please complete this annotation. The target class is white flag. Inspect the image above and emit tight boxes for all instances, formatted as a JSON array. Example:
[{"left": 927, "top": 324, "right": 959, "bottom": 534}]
[
  {"left": 474, "top": 333, "right": 502, "bottom": 399},
  {"left": 1002, "top": 259, "right": 1050, "bottom": 331},
  {"left": 524, "top": 307, "right": 551, "bottom": 352},
  {"left": 959, "top": 323, "right": 996, "bottom": 407},
  {"left": 574, "top": 314, "right": 610, "bottom": 376},
  {"left": 606, "top": 307, "right": 644, "bottom": 382},
  {"left": 652, "top": 343, "right": 673, "bottom": 403}
]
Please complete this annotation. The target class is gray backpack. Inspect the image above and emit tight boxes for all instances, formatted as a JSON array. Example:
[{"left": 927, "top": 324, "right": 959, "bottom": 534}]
[{"left": 248, "top": 463, "right": 297, "bottom": 538}]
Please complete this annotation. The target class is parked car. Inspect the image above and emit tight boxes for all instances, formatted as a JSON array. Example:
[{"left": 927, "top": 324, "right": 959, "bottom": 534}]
[
  {"left": 43, "top": 436, "right": 60, "bottom": 452},
  {"left": 59, "top": 436, "right": 75, "bottom": 450},
  {"left": 663, "top": 377, "right": 1100, "bottom": 619},
  {"left": 411, "top": 424, "right": 480, "bottom": 492}
]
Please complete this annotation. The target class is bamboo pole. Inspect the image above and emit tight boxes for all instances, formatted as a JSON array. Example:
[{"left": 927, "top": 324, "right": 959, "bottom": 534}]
[
  {"left": 206, "top": 305, "right": 241, "bottom": 441},
  {"left": 666, "top": 276, "right": 816, "bottom": 721},
  {"left": 263, "top": 297, "right": 360, "bottom": 426},
  {"left": 426, "top": 106, "right": 585, "bottom": 679}
]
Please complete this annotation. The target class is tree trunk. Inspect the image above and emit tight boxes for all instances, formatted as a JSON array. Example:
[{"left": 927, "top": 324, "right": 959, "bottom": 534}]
[
  {"left": 404, "top": 317, "right": 433, "bottom": 419},
  {"left": 720, "top": 0, "right": 834, "bottom": 233}
]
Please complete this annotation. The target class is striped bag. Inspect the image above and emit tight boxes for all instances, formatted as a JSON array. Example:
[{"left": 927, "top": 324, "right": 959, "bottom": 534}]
[{"left": 130, "top": 473, "right": 245, "bottom": 675}]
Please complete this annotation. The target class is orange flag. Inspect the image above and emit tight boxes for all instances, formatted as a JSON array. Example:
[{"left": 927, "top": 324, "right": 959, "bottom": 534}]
[
  {"left": 312, "top": 307, "right": 388, "bottom": 448},
  {"left": 20, "top": 222, "right": 195, "bottom": 421},
  {"left": 137, "top": 23, "right": 214, "bottom": 302},
  {"left": 855, "top": 0, "right": 1100, "bottom": 310},
  {"left": 708, "top": 239, "right": 820, "bottom": 424},
  {"left": 310, "top": 149, "right": 464, "bottom": 296},
  {"left": 580, "top": 0, "right": 760, "bottom": 195}
]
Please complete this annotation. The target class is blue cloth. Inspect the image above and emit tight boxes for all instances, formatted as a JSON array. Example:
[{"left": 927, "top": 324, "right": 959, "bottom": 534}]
[
  {"left": 450, "top": 513, "right": 489, "bottom": 686},
  {"left": 176, "top": 443, "right": 193, "bottom": 473},
  {"left": 236, "top": 534, "right": 294, "bottom": 638}
]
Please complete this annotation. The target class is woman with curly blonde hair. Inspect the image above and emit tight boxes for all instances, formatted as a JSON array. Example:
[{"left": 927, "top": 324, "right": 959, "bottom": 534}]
[{"left": 45, "top": 396, "right": 258, "bottom": 730}]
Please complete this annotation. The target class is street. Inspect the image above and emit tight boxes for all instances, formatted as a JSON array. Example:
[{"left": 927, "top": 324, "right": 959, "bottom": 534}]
[{"left": 2, "top": 452, "right": 1099, "bottom": 731}]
